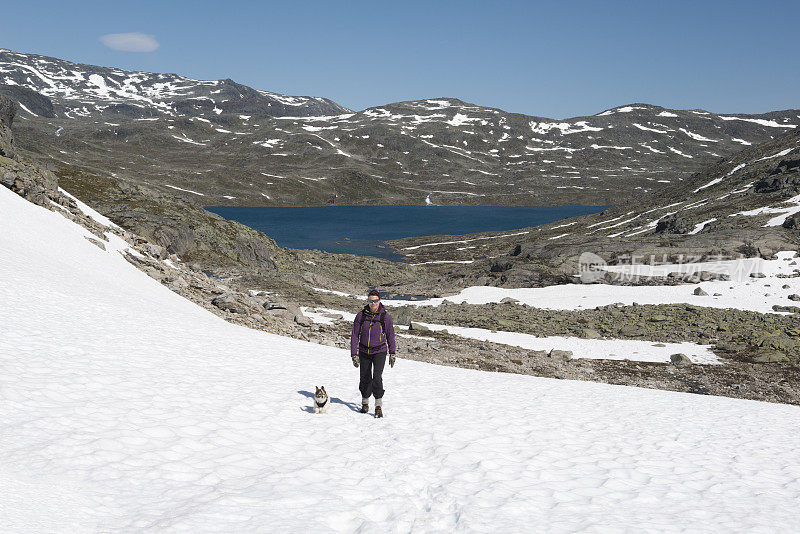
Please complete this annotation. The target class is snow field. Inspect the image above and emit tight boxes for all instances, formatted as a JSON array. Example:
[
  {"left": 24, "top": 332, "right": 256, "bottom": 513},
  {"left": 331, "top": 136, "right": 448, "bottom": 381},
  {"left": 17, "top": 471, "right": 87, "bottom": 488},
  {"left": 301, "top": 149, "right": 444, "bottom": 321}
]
[
  {"left": 3, "top": 185, "right": 800, "bottom": 531},
  {"left": 384, "top": 251, "right": 800, "bottom": 315},
  {"left": 302, "top": 306, "right": 717, "bottom": 364}
]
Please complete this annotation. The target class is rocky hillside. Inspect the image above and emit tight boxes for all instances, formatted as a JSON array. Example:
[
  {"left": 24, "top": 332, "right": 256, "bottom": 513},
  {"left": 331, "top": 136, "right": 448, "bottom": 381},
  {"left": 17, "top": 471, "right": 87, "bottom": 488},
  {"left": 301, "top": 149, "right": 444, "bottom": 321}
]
[
  {"left": 2, "top": 48, "right": 798, "bottom": 207},
  {"left": 390, "top": 127, "right": 800, "bottom": 288}
]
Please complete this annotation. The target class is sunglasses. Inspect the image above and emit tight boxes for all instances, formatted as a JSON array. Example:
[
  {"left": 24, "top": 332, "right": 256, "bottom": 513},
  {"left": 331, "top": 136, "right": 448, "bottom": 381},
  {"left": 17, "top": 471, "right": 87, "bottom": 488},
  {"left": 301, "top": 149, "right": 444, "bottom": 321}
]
[{"left": 368, "top": 299, "right": 380, "bottom": 303}]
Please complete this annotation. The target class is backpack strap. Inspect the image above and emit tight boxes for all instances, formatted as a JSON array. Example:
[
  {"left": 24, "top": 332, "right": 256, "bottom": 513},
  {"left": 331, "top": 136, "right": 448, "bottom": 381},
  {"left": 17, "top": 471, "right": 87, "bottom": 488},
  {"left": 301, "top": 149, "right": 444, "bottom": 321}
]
[{"left": 358, "top": 310, "right": 388, "bottom": 347}]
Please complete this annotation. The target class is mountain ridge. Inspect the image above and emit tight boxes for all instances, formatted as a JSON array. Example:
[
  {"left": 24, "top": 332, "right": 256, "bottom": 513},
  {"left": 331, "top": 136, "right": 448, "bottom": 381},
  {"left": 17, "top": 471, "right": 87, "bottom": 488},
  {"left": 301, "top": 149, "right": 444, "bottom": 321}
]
[{"left": 1, "top": 47, "right": 799, "bottom": 207}]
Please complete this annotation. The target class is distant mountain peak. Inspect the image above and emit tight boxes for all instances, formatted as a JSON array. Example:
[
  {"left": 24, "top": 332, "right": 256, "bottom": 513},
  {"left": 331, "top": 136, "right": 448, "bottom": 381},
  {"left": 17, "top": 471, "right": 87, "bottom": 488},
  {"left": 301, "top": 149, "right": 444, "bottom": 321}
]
[{"left": 0, "top": 48, "right": 349, "bottom": 119}]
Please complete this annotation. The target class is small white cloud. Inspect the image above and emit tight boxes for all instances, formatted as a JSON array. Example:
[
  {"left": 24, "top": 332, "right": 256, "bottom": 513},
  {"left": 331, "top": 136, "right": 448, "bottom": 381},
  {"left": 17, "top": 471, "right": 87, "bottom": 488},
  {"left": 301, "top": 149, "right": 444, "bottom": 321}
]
[{"left": 99, "top": 33, "right": 159, "bottom": 52}]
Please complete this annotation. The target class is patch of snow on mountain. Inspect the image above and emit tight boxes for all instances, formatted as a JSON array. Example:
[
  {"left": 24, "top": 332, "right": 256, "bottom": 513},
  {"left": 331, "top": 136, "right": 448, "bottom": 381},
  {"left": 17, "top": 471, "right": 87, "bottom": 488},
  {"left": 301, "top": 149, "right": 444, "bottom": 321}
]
[
  {"left": 720, "top": 116, "right": 797, "bottom": 128},
  {"left": 688, "top": 218, "right": 717, "bottom": 234},
  {"left": 171, "top": 134, "right": 206, "bottom": 146},
  {"left": 679, "top": 128, "right": 719, "bottom": 142},
  {"left": 668, "top": 147, "right": 693, "bottom": 158},
  {"left": 302, "top": 125, "right": 337, "bottom": 132},
  {"left": 446, "top": 113, "right": 480, "bottom": 126},
  {"left": 590, "top": 144, "right": 632, "bottom": 150},
  {"left": 757, "top": 147, "right": 797, "bottom": 161},
  {"left": 530, "top": 121, "right": 602, "bottom": 135},
  {"left": 640, "top": 143, "right": 664, "bottom": 154},
  {"left": 16, "top": 103, "right": 38, "bottom": 116},
  {"left": 730, "top": 193, "right": 800, "bottom": 227},
  {"left": 164, "top": 184, "right": 205, "bottom": 196},
  {"left": 693, "top": 164, "right": 746, "bottom": 192},
  {"left": 633, "top": 123, "right": 669, "bottom": 133}
]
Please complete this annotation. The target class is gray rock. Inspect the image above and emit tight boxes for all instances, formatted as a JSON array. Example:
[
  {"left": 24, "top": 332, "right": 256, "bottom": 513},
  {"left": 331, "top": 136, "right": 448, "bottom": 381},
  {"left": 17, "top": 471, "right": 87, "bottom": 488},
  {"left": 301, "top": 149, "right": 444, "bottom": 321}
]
[
  {"left": 548, "top": 349, "right": 572, "bottom": 361},
  {"left": 211, "top": 293, "right": 241, "bottom": 313},
  {"left": 756, "top": 333, "right": 796, "bottom": 352},
  {"left": 409, "top": 322, "right": 432, "bottom": 332},
  {"left": 693, "top": 287, "right": 709, "bottom": 296},
  {"left": 581, "top": 328, "right": 602, "bottom": 339},
  {"left": 84, "top": 236, "right": 106, "bottom": 251},
  {"left": 788, "top": 294, "right": 800, "bottom": 301},
  {"left": 170, "top": 276, "right": 189, "bottom": 289},
  {"left": 752, "top": 350, "right": 789, "bottom": 363},
  {"left": 392, "top": 308, "right": 413, "bottom": 327},
  {"left": 670, "top": 353, "right": 692, "bottom": 366},
  {"left": 294, "top": 314, "right": 312, "bottom": 327},
  {"left": 750, "top": 272, "right": 766, "bottom": 278}
]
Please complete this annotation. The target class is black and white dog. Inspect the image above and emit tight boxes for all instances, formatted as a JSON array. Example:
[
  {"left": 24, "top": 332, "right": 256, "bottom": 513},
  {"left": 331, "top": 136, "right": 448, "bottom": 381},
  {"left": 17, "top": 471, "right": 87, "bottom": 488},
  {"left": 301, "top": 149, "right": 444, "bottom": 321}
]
[{"left": 314, "top": 386, "right": 329, "bottom": 414}]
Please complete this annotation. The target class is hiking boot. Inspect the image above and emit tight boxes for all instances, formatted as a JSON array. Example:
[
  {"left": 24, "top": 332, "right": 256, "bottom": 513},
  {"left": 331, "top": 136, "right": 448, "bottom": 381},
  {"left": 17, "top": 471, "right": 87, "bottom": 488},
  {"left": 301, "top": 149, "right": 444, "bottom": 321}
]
[
  {"left": 374, "top": 406, "right": 383, "bottom": 418},
  {"left": 360, "top": 403, "right": 369, "bottom": 414}
]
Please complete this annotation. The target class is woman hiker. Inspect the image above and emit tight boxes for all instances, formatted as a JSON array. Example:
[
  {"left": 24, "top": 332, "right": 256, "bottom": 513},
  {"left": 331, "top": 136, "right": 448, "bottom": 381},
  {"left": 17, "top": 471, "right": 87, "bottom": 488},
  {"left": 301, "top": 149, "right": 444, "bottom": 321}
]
[{"left": 351, "top": 289, "right": 396, "bottom": 418}]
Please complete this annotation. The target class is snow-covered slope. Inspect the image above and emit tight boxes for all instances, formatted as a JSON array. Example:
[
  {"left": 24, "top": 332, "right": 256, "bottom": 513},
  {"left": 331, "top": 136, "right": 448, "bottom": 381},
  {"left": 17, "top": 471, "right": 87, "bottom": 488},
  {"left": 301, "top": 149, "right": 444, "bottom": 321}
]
[{"left": 2, "top": 185, "right": 800, "bottom": 531}]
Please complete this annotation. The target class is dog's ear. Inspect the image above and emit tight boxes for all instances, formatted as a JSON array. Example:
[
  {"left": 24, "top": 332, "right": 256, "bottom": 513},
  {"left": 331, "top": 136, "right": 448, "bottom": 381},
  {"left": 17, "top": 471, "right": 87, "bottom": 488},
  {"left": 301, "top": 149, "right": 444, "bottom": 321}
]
[{"left": 321, "top": 386, "right": 326, "bottom": 393}]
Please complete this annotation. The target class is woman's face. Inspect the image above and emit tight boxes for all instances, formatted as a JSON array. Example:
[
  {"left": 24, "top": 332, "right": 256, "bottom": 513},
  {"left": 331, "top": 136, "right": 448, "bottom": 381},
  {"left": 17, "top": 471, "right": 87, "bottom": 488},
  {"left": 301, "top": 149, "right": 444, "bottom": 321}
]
[{"left": 368, "top": 296, "right": 380, "bottom": 310}]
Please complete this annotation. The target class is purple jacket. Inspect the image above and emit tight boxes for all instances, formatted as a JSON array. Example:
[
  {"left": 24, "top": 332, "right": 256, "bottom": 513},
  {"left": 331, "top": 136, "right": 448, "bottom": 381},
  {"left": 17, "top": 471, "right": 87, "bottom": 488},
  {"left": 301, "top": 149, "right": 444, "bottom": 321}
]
[{"left": 351, "top": 303, "right": 396, "bottom": 356}]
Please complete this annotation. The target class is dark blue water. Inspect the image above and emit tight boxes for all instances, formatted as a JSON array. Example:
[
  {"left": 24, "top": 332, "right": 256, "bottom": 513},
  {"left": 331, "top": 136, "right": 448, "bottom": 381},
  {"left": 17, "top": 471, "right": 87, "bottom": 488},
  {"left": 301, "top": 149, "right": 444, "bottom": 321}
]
[{"left": 206, "top": 205, "right": 607, "bottom": 260}]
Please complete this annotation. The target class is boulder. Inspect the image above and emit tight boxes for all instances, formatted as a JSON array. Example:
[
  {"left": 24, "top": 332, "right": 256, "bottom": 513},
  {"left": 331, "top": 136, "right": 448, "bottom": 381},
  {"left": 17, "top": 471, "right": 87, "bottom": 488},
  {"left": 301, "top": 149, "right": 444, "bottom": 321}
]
[
  {"left": 788, "top": 294, "right": 800, "bottom": 301},
  {"left": 756, "top": 333, "right": 796, "bottom": 352},
  {"left": 490, "top": 261, "right": 513, "bottom": 273},
  {"left": 693, "top": 287, "right": 709, "bottom": 296},
  {"left": 409, "top": 322, "right": 432, "bottom": 333},
  {"left": 391, "top": 308, "right": 413, "bottom": 327},
  {"left": 211, "top": 293, "right": 241, "bottom": 313},
  {"left": 669, "top": 353, "right": 692, "bottom": 366},
  {"left": 294, "top": 314, "right": 312, "bottom": 327},
  {"left": 756, "top": 158, "right": 800, "bottom": 197},
  {"left": 772, "top": 304, "right": 800, "bottom": 314},
  {"left": 581, "top": 328, "right": 602, "bottom": 339},
  {"left": 752, "top": 350, "right": 789, "bottom": 363},
  {"left": 548, "top": 349, "right": 572, "bottom": 361},
  {"left": 655, "top": 215, "right": 693, "bottom": 234}
]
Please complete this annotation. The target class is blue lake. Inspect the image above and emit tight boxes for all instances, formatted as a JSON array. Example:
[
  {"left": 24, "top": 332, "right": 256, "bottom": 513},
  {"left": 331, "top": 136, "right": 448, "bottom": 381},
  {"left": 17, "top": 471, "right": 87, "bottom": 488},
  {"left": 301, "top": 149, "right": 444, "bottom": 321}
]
[{"left": 206, "top": 205, "right": 608, "bottom": 260}]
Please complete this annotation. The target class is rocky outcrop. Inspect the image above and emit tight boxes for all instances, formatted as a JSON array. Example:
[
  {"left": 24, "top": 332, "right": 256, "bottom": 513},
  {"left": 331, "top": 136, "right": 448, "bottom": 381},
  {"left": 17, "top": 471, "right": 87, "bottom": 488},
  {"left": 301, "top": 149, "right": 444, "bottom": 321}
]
[
  {"left": 0, "top": 156, "right": 64, "bottom": 206},
  {"left": 754, "top": 157, "right": 800, "bottom": 197},
  {"left": 0, "top": 94, "right": 73, "bottom": 209},
  {"left": 0, "top": 93, "right": 16, "bottom": 159},
  {"left": 56, "top": 168, "right": 289, "bottom": 273},
  {"left": 0, "top": 84, "right": 55, "bottom": 118},
  {"left": 655, "top": 215, "right": 693, "bottom": 234}
]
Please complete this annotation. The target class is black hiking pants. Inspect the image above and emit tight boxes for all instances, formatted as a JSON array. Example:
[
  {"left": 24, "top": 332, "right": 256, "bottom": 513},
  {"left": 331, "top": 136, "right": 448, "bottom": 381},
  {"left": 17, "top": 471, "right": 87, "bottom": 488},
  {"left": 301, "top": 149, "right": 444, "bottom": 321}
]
[{"left": 359, "top": 351, "right": 386, "bottom": 400}]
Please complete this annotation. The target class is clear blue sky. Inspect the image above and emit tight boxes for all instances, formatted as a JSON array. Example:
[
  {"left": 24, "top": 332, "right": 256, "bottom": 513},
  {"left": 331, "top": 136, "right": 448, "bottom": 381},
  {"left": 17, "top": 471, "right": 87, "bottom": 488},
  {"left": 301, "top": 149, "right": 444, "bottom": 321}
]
[{"left": 2, "top": 0, "right": 798, "bottom": 118}]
